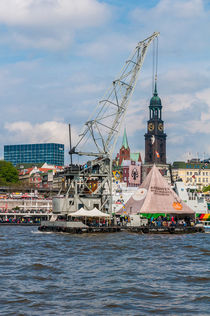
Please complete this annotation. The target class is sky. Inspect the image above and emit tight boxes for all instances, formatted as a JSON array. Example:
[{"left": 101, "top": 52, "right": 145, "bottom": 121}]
[{"left": 0, "top": 0, "right": 210, "bottom": 165}]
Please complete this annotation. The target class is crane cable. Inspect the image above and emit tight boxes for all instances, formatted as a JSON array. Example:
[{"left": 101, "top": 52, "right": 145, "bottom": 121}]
[
  {"left": 155, "top": 36, "right": 159, "bottom": 83},
  {"left": 152, "top": 36, "right": 159, "bottom": 93},
  {"left": 152, "top": 40, "right": 155, "bottom": 93}
]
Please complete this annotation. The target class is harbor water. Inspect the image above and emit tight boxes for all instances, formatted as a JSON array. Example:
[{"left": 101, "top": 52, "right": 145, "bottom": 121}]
[{"left": 0, "top": 227, "right": 209, "bottom": 315}]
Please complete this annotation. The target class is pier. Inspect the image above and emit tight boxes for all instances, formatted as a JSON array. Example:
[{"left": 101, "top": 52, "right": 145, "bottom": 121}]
[{"left": 38, "top": 221, "right": 205, "bottom": 234}]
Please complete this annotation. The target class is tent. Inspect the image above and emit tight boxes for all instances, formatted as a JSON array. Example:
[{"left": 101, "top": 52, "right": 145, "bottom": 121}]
[
  {"left": 71, "top": 207, "right": 110, "bottom": 217},
  {"left": 70, "top": 208, "right": 88, "bottom": 217},
  {"left": 87, "top": 207, "right": 110, "bottom": 217},
  {"left": 117, "top": 164, "right": 195, "bottom": 215}
]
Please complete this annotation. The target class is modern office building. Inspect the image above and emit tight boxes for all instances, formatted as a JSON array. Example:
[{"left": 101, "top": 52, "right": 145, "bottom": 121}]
[{"left": 4, "top": 143, "right": 64, "bottom": 166}]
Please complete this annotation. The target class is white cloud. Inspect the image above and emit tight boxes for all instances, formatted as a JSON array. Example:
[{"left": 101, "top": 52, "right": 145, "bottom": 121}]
[
  {"left": 1, "top": 0, "right": 210, "bottom": 163},
  {"left": 201, "top": 112, "right": 210, "bottom": 121},
  {"left": 196, "top": 88, "right": 210, "bottom": 121},
  {"left": 0, "top": 0, "right": 110, "bottom": 28},
  {"left": 164, "top": 93, "right": 197, "bottom": 112},
  {"left": 167, "top": 134, "right": 185, "bottom": 145},
  {"left": 185, "top": 120, "right": 210, "bottom": 134},
  {"left": 155, "top": 0, "right": 204, "bottom": 18},
  {"left": 71, "top": 82, "right": 105, "bottom": 95},
  {"left": 4, "top": 121, "right": 79, "bottom": 147},
  {"left": 78, "top": 33, "right": 136, "bottom": 60},
  {"left": 196, "top": 88, "right": 210, "bottom": 107},
  {"left": 0, "top": 0, "right": 111, "bottom": 50},
  {"left": 131, "top": 0, "right": 209, "bottom": 60},
  {"left": 125, "top": 113, "right": 145, "bottom": 136}
]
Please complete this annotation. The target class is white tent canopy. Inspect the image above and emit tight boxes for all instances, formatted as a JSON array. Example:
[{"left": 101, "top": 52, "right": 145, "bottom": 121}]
[
  {"left": 88, "top": 207, "right": 110, "bottom": 217},
  {"left": 117, "top": 164, "right": 195, "bottom": 215},
  {"left": 70, "top": 207, "right": 110, "bottom": 217},
  {"left": 70, "top": 208, "right": 88, "bottom": 217}
]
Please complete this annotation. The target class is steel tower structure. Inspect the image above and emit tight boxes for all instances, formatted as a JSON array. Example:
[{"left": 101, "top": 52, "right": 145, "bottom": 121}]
[{"left": 57, "top": 32, "right": 160, "bottom": 216}]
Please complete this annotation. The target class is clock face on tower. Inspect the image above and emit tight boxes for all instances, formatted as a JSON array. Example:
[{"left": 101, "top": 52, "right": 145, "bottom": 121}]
[
  {"left": 158, "top": 123, "right": 163, "bottom": 132},
  {"left": 148, "top": 122, "right": 154, "bottom": 132}
]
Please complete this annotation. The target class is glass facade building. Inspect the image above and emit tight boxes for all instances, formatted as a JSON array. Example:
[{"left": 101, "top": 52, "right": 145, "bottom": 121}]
[{"left": 4, "top": 143, "right": 64, "bottom": 166}]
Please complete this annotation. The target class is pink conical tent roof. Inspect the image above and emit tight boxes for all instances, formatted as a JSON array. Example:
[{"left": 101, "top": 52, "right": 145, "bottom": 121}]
[{"left": 117, "top": 164, "right": 195, "bottom": 215}]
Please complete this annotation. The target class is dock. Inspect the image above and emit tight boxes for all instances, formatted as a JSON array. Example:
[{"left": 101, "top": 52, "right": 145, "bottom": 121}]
[
  {"left": 38, "top": 220, "right": 121, "bottom": 233},
  {"left": 126, "top": 225, "right": 205, "bottom": 234},
  {"left": 38, "top": 221, "right": 205, "bottom": 234}
]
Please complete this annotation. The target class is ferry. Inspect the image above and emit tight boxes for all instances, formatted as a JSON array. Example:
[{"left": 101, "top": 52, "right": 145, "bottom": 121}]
[{"left": 173, "top": 181, "right": 208, "bottom": 213}]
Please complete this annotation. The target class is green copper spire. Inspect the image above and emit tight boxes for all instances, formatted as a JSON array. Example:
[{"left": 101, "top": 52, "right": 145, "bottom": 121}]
[
  {"left": 154, "top": 80, "right": 158, "bottom": 96},
  {"left": 150, "top": 79, "right": 162, "bottom": 107},
  {"left": 122, "top": 128, "right": 129, "bottom": 149}
]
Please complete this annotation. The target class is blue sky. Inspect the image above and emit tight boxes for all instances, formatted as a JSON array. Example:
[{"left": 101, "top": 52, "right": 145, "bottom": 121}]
[{"left": 0, "top": 0, "right": 210, "bottom": 164}]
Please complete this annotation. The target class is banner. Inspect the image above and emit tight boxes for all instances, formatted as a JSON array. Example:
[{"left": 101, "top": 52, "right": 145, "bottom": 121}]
[{"left": 129, "top": 165, "right": 141, "bottom": 185}]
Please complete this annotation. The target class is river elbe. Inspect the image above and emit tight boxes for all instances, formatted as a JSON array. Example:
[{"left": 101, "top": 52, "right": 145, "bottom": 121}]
[{"left": 0, "top": 226, "right": 209, "bottom": 315}]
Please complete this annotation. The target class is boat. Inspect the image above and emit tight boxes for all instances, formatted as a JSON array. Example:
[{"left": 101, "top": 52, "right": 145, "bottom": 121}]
[
  {"left": 203, "top": 221, "right": 210, "bottom": 233},
  {"left": 173, "top": 181, "right": 208, "bottom": 213},
  {"left": 112, "top": 180, "right": 138, "bottom": 214}
]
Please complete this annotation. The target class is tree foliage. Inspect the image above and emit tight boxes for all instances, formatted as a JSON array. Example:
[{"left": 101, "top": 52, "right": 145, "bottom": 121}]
[
  {"left": 0, "top": 160, "right": 19, "bottom": 185},
  {"left": 202, "top": 185, "right": 210, "bottom": 193}
]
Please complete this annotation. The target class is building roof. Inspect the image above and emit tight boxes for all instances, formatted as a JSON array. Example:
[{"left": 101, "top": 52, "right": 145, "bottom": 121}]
[
  {"left": 17, "top": 163, "right": 43, "bottom": 169},
  {"left": 19, "top": 168, "right": 34, "bottom": 176},
  {"left": 150, "top": 81, "right": 162, "bottom": 107},
  {"left": 130, "top": 153, "right": 141, "bottom": 162},
  {"left": 173, "top": 161, "right": 210, "bottom": 169}
]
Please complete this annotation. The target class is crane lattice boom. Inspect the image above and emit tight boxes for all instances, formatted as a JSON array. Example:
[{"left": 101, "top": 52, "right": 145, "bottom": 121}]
[
  {"left": 73, "top": 32, "right": 160, "bottom": 158},
  {"left": 63, "top": 32, "right": 160, "bottom": 215}
]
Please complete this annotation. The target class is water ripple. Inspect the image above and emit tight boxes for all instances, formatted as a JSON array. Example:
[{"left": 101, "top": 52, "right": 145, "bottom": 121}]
[{"left": 0, "top": 226, "right": 209, "bottom": 315}]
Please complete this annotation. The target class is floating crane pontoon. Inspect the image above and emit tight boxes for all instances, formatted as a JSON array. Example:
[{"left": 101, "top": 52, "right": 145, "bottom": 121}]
[{"left": 53, "top": 32, "right": 160, "bottom": 216}]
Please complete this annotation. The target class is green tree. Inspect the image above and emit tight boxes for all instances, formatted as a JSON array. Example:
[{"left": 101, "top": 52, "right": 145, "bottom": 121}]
[
  {"left": 0, "top": 160, "right": 19, "bottom": 185},
  {"left": 203, "top": 185, "right": 210, "bottom": 193}
]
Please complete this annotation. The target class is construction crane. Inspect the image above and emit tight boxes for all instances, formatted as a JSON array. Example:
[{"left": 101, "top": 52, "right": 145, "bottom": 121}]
[{"left": 54, "top": 32, "right": 160, "bottom": 216}]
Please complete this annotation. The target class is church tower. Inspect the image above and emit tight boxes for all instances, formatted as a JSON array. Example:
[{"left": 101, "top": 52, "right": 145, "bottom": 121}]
[
  {"left": 144, "top": 81, "right": 167, "bottom": 164},
  {"left": 119, "top": 128, "right": 130, "bottom": 166}
]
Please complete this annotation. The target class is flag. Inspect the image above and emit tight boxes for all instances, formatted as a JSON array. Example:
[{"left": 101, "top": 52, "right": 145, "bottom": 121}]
[
  {"left": 155, "top": 151, "right": 160, "bottom": 158},
  {"left": 192, "top": 175, "right": 195, "bottom": 179}
]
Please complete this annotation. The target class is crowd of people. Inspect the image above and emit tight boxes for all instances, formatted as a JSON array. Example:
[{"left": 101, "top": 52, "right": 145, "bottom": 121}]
[
  {"left": 115, "top": 214, "right": 195, "bottom": 228},
  {"left": 148, "top": 215, "right": 194, "bottom": 228},
  {"left": 0, "top": 216, "right": 41, "bottom": 224}
]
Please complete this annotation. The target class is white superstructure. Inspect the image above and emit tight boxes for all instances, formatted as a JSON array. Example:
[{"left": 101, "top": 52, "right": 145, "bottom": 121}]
[
  {"left": 112, "top": 181, "right": 138, "bottom": 213},
  {"left": 174, "top": 181, "right": 208, "bottom": 213}
]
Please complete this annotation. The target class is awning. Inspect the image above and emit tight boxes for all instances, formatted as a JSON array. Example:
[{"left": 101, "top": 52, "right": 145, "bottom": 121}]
[{"left": 70, "top": 207, "right": 110, "bottom": 217}]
